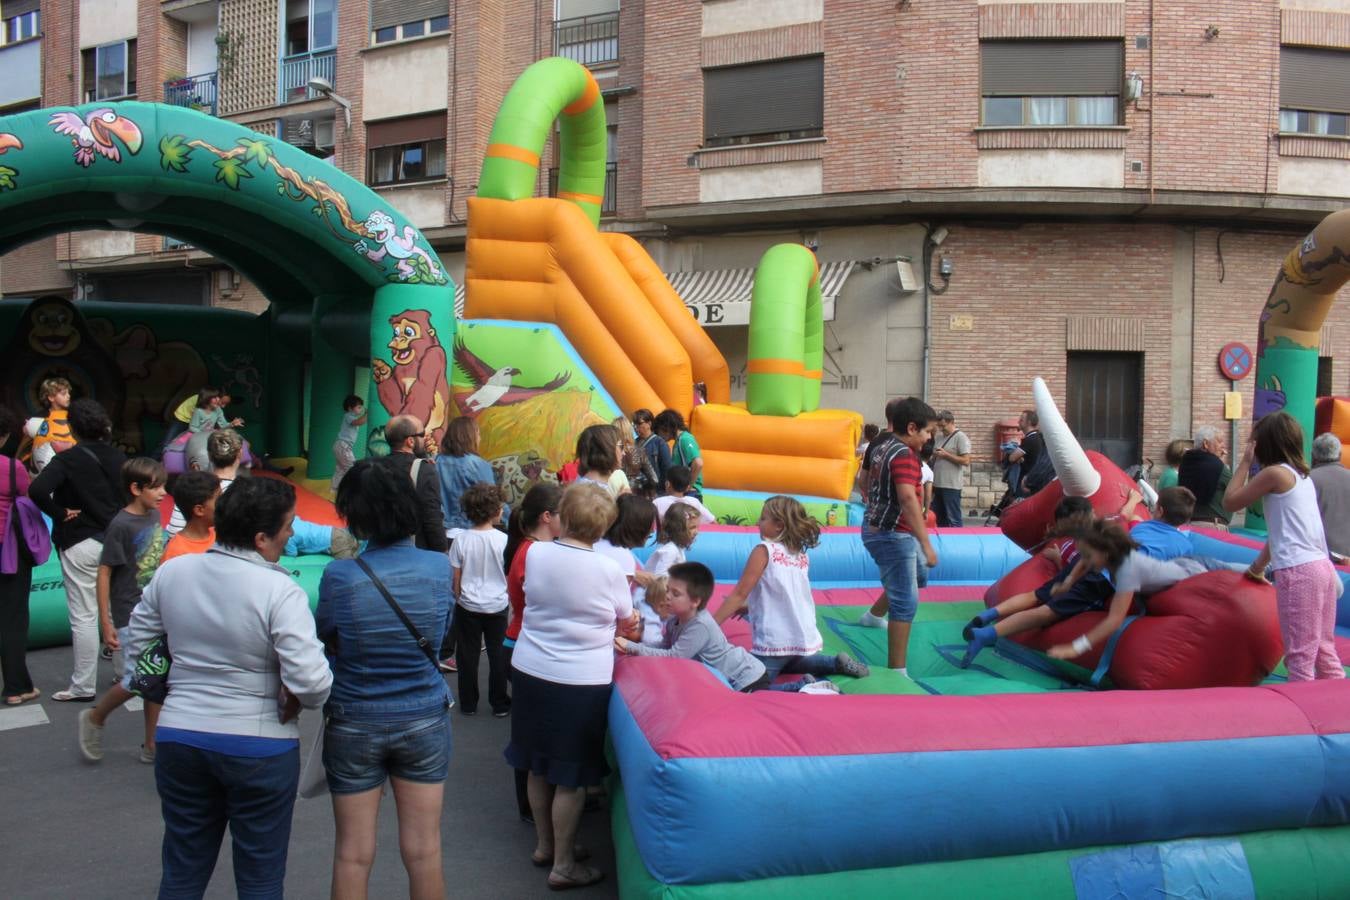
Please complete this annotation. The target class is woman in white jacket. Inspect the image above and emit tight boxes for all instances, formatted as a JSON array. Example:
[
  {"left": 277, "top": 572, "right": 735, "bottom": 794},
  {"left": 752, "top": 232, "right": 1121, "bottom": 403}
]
[{"left": 122, "top": 476, "right": 332, "bottom": 900}]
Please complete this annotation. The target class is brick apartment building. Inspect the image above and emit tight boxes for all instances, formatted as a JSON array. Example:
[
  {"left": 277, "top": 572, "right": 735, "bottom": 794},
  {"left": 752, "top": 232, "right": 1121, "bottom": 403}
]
[{"left": 2, "top": 0, "right": 1349, "bottom": 488}]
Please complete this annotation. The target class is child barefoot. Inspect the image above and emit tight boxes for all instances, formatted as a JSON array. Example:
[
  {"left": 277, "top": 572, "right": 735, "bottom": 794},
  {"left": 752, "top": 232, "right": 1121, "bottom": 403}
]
[
  {"left": 714, "top": 496, "right": 868, "bottom": 690},
  {"left": 615, "top": 563, "right": 769, "bottom": 691},
  {"left": 1222, "top": 412, "right": 1344, "bottom": 681}
]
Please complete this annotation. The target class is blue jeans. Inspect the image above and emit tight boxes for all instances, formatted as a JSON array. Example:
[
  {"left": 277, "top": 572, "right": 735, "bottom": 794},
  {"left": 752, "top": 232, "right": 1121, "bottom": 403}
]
[
  {"left": 154, "top": 741, "right": 300, "bottom": 900},
  {"left": 932, "top": 487, "right": 963, "bottom": 527},
  {"left": 862, "top": 526, "right": 921, "bottom": 622},
  {"left": 323, "top": 710, "right": 451, "bottom": 793},
  {"left": 754, "top": 653, "right": 837, "bottom": 691}
]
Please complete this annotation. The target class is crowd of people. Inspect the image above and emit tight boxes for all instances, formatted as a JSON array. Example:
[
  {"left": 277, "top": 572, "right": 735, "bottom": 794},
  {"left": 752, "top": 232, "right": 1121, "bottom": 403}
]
[{"left": 0, "top": 378, "right": 1346, "bottom": 897}]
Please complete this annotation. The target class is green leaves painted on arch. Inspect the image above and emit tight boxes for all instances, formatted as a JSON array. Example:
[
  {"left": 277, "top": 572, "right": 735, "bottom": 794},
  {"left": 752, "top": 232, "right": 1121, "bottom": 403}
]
[
  {"left": 159, "top": 134, "right": 192, "bottom": 173},
  {"left": 237, "top": 137, "right": 272, "bottom": 170},
  {"left": 0, "top": 166, "right": 18, "bottom": 191},
  {"left": 213, "top": 156, "right": 253, "bottom": 190}
]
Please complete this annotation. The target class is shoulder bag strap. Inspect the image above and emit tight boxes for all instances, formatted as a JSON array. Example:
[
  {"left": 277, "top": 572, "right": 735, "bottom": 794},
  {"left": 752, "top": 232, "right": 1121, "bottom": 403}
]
[{"left": 353, "top": 556, "right": 442, "bottom": 671}]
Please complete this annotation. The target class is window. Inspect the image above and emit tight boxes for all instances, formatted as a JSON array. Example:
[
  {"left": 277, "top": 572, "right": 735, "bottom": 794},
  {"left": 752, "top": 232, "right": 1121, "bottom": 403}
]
[
  {"left": 366, "top": 114, "right": 447, "bottom": 186},
  {"left": 370, "top": 1, "right": 450, "bottom": 44},
  {"left": 554, "top": 0, "right": 619, "bottom": 67},
  {"left": 81, "top": 40, "right": 137, "bottom": 102},
  {"left": 1319, "top": 356, "right": 1334, "bottom": 398},
  {"left": 703, "top": 56, "right": 824, "bottom": 147},
  {"left": 980, "top": 40, "right": 1123, "bottom": 127},
  {"left": 2, "top": 8, "right": 38, "bottom": 44},
  {"left": 1280, "top": 47, "right": 1350, "bottom": 136}
]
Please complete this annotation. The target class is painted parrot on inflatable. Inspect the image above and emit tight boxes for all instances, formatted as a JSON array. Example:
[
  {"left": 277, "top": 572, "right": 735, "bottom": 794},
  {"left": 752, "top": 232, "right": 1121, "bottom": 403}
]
[{"left": 987, "top": 378, "right": 1284, "bottom": 690}]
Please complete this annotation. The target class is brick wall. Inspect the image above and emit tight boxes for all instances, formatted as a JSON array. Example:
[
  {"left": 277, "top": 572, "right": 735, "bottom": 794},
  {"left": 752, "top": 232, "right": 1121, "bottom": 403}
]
[
  {"left": 928, "top": 222, "right": 1177, "bottom": 463},
  {"left": 334, "top": 0, "right": 366, "bottom": 180},
  {"left": 639, "top": 0, "right": 700, "bottom": 207}
]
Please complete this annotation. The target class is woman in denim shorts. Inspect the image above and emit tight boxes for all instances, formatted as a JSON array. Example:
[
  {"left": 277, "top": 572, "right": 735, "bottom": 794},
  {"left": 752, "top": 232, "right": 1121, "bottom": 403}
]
[{"left": 317, "top": 458, "right": 454, "bottom": 900}]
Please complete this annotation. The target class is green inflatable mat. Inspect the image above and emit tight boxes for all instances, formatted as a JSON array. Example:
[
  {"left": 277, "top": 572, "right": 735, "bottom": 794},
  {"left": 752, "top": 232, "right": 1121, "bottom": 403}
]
[
  {"left": 25, "top": 554, "right": 330, "bottom": 649},
  {"left": 611, "top": 785, "right": 1350, "bottom": 899}
]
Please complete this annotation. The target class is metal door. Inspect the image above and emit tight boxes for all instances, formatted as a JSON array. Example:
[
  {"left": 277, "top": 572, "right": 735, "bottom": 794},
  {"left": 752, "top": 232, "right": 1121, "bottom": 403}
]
[{"left": 1066, "top": 352, "right": 1142, "bottom": 470}]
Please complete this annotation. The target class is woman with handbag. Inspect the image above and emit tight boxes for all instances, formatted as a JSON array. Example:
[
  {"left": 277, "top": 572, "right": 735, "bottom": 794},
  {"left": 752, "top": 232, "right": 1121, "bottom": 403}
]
[
  {"left": 121, "top": 476, "right": 333, "bottom": 898},
  {"left": 0, "top": 404, "right": 39, "bottom": 706},
  {"left": 316, "top": 457, "right": 453, "bottom": 900}
]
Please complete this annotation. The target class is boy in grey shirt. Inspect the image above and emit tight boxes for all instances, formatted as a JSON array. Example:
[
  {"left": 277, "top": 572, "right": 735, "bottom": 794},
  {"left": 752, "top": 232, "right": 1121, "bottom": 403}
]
[{"left": 616, "top": 562, "right": 769, "bottom": 692}]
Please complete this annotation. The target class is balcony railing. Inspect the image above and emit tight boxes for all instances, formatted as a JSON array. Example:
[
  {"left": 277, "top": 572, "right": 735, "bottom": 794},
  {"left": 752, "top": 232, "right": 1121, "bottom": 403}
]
[
  {"left": 548, "top": 162, "right": 618, "bottom": 216},
  {"left": 553, "top": 11, "right": 618, "bottom": 68},
  {"left": 280, "top": 49, "right": 335, "bottom": 103},
  {"left": 163, "top": 72, "right": 218, "bottom": 115}
]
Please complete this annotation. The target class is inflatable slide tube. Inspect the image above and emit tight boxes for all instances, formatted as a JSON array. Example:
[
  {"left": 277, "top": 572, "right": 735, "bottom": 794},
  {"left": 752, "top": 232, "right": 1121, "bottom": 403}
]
[
  {"left": 602, "top": 231, "right": 731, "bottom": 406},
  {"left": 464, "top": 196, "right": 692, "bottom": 416},
  {"left": 476, "top": 58, "right": 607, "bottom": 226},
  {"left": 699, "top": 449, "right": 855, "bottom": 500},
  {"left": 610, "top": 658, "right": 1350, "bottom": 886},
  {"left": 632, "top": 526, "right": 1027, "bottom": 585},
  {"left": 746, "top": 244, "right": 824, "bottom": 417},
  {"left": 692, "top": 403, "right": 859, "bottom": 458},
  {"left": 612, "top": 784, "right": 1350, "bottom": 899},
  {"left": 700, "top": 488, "right": 859, "bottom": 529},
  {"left": 1252, "top": 212, "right": 1350, "bottom": 523}
]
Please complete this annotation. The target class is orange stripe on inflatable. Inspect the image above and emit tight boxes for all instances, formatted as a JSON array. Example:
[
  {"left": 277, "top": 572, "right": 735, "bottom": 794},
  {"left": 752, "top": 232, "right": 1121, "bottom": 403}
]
[
  {"left": 558, "top": 190, "right": 604, "bottom": 206},
  {"left": 563, "top": 76, "right": 601, "bottom": 116},
  {"left": 747, "top": 358, "right": 806, "bottom": 377},
  {"left": 486, "top": 143, "right": 540, "bottom": 167},
  {"left": 803, "top": 369, "right": 822, "bottom": 380}
]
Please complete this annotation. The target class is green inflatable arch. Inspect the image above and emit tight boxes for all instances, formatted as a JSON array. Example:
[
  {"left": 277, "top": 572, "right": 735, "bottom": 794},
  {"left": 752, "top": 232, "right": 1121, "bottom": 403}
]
[
  {"left": 746, "top": 244, "right": 824, "bottom": 417},
  {"left": 0, "top": 102, "right": 454, "bottom": 476}
]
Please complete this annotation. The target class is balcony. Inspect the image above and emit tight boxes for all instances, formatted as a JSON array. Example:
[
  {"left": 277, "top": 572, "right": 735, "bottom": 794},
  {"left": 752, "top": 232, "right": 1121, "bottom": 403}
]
[
  {"left": 553, "top": 12, "right": 618, "bottom": 68},
  {"left": 164, "top": 72, "right": 218, "bottom": 115},
  {"left": 0, "top": 38, "right": 42, "bottom": 109},
  {"left": 279, "top": 49, "right": 335, "bottom": 104},
  {"left": 548, "top": 162, "right": 618, "bottom": 216}
]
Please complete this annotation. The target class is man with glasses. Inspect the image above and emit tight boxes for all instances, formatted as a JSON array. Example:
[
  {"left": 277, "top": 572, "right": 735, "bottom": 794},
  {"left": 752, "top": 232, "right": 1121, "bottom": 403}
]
[{"left": 386, "top": 415, "right": 449, "bottom": 552}]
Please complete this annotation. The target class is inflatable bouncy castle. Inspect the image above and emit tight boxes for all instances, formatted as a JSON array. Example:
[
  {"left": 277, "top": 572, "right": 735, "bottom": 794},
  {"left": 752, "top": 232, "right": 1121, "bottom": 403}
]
[{"left": 458, "top": 58, "right": 862, "bottom": 524}]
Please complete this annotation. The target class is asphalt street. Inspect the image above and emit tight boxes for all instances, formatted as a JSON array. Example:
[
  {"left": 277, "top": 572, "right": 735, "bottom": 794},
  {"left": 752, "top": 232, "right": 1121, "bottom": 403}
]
[{"left": 0, "top": 646, "right": 620, "bottom": 899}]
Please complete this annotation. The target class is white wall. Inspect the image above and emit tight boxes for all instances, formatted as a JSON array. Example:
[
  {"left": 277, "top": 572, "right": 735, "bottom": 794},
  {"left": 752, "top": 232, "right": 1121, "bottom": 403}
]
[
  {"left": 79, "top": 0, "right": 137, "bottom": 48},
  {"left": 1278, "top": 157, "right": 1350, "bottom": 197},
  {"left": 187, "top": 21, "right": 219, "bottom": 76},
  {"left": 376, "top": 184, "right": 446, "bottom": 229},
  {"left": 700, "top": 160, "right": 823, "bottom": 203},
  {"left": 702, "top": 0, "right": 822, "bottom": 37},
  {"left": 363, "top": 41, "right": 449, "bottom": 120},
  {"left": 978, "top": 149, "right": 1125, "bottom": 189}
]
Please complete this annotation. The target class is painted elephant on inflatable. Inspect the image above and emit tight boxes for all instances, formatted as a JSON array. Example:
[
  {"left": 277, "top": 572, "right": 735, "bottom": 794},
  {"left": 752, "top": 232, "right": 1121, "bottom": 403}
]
[{"left": 986, "top": 378, "right": 1284, "bottom": 690}]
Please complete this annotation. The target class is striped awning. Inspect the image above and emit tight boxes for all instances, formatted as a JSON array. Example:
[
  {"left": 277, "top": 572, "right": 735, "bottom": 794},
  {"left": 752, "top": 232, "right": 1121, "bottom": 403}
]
[
  {"left": 665, "top": 260, "right": 856, "bottom": 327},
  {"left": 453, "top": 259, "right": 857, "bottom": 327}
]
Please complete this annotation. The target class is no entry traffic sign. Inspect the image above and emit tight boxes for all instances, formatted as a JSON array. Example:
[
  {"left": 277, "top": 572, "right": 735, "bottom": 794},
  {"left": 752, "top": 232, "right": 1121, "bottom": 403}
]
[{"left": 1219, "top": 342, "right": 1254, "bottom": 381}]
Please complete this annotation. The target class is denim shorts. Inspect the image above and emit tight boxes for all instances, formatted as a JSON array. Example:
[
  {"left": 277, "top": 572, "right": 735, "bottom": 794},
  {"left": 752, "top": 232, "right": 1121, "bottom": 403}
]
[
  {"left": 116, "top": 626, "right": 133, "bottom": 692},
  {"left": 323, "top": 711, "right": 451, "bottom": 794},
  {"left": 861, "top": 526, "right": 921, "bottom": 622}
]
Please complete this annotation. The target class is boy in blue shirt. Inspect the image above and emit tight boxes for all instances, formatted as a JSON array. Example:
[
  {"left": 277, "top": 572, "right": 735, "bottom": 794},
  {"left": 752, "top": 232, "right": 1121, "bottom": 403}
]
[{"left": 1130, "top": 487, "right": 1198, "bottom": 561}]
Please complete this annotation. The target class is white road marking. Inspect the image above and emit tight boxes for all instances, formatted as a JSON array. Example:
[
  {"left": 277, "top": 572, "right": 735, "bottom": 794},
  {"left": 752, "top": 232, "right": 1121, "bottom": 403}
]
[{"left": 0, "top": 704, "right": 50, "bottom": 731}]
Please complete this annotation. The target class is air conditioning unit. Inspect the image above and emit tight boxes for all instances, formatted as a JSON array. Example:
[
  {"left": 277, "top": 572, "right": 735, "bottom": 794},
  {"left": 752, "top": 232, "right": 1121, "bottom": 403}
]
[{"left": 284, "top": 118, "right": 315, "bottom": 147}]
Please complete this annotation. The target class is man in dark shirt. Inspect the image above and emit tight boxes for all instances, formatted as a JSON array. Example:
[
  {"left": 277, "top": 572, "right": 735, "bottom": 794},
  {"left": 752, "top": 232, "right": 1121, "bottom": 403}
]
[
  {"left": 1007, "top": 409, "right": 1047, "bottom": 496},
  {"left": 28, "top": 399, "right": 127, "bottom": 701},
  {"left": 1177, "top": 426, "right": 1233, "bottom": 526},
  {"left": 385, "top": 415, "right": 449, "bottom": 553}
]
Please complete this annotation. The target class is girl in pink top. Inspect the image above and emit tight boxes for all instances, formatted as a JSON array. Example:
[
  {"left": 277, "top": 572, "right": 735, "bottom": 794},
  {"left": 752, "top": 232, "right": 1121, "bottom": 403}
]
[{"left": 1224, "top": 412, "right": 1344, "bottom": 682}]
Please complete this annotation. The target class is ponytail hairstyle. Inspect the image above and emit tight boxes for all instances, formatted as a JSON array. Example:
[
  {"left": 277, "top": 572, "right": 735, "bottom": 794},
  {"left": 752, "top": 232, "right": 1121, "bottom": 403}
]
[
  {"left": 503, "top": 482, "right": 564, "bottom": 571},
  {"left": 760, "top": 495, "right": 821, "bottom": 555}
]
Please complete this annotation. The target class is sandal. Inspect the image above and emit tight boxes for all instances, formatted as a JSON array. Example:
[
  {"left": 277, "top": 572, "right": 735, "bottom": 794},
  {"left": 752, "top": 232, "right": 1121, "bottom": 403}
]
[
  {"left": 51, "top": 690, "right": 95, "bottom": 703},
  {"left": 548, "top": 865, "right": 605, "bottom": 891},
  {"left": 5, "top": 689, "right": 40, "bottom": 706},
  {"left": 532, "top": 845, "right": 591, "bottom": 867}
]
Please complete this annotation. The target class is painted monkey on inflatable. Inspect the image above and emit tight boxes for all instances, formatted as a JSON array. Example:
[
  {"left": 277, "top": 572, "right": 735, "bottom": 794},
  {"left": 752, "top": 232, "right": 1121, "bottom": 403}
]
[{"left": 987, "top": 378, "right": 1284, "bottom": 690}]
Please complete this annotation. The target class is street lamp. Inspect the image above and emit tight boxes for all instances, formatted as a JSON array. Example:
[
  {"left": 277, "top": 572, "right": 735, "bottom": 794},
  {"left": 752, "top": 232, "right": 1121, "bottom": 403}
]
[{"left": 307, "top": 76, "right": 351, "bottom": 131}]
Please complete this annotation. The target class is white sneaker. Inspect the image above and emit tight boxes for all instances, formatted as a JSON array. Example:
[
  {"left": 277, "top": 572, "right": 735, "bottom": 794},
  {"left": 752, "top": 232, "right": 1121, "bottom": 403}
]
[
  {"left": 78, "top": 709, "right": 104, "bottom": 763},
  {"left": 858, "top": 611, "right": 887, "bottom": 629}
]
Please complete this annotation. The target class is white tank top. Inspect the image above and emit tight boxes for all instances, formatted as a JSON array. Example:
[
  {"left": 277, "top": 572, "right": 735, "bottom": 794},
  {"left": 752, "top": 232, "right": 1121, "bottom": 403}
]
[
  {"left": 746, "top": 539, "right": 823, "bottom": 656},
  {"left": 1264, "top": 463, "right": 1329, "bottom": 571}
]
